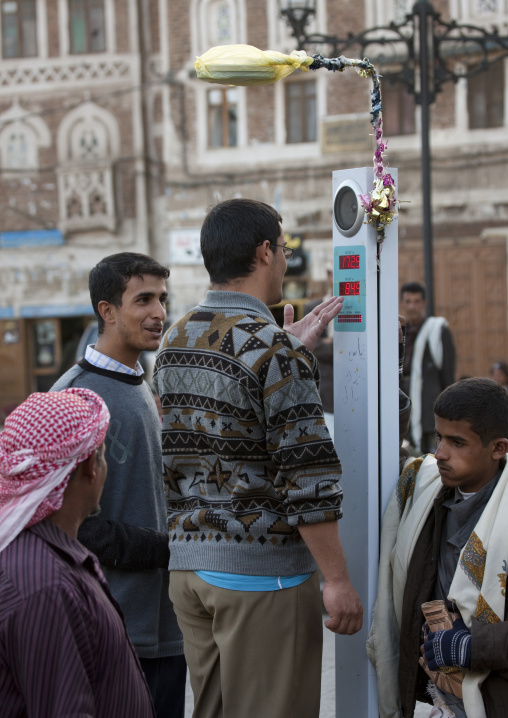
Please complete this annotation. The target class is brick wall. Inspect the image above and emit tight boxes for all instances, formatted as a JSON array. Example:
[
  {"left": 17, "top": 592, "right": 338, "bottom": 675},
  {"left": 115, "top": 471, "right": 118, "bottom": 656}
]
[
  {"left": 246, "top": 85, "right": 276, "bottom": 144},
  {"left": 246, "top": 0, "right": 268, "bottom": 48},
  {"left": 149, "top": 0, "right": 160, "bottom": 54},
  {"left": 47, "top": 0, "right": 60, "bottom": 57},
  {"left": 168, "top": 3, "right": 191, "bottom": 67},
  {"left": 116, "top": 0, "right": 132, "bottom": 53}
]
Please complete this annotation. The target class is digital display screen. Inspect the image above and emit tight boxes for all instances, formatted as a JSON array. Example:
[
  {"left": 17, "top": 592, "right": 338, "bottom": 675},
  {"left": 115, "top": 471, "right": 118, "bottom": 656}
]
[
  {"left": 339, "top": 254, "right": 360, "bottom": 270},
  {"left": 339, "top": 281, "right": 360, "bottom": 296}
]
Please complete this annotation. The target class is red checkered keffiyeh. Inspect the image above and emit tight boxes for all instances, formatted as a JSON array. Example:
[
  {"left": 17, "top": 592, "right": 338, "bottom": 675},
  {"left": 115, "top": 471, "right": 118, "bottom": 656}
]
[{"left": 0, "top": 389, "right": 110, "bottom": 552}]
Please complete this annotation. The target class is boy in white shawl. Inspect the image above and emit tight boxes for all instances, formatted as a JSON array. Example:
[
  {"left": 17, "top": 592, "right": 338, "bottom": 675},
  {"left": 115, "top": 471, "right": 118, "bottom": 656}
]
[{"left": 368, "top": 378, "right": 508, "bottom": 718}]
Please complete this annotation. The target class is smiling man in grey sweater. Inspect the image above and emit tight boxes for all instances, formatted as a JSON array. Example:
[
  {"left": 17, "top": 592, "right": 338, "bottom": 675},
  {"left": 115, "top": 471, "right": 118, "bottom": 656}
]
[{"left": 52, "top": 253, "right": 184, "bottom": 718}]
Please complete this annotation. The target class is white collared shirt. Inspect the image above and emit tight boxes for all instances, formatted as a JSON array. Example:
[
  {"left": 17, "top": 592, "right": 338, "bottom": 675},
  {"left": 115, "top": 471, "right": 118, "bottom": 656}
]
[{"left": 85, "top": 345, "right": 144, "bottom": 377}]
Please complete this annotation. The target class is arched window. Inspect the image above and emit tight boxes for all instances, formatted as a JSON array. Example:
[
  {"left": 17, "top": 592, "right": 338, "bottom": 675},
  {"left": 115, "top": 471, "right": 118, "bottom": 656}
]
[
  {"left": 57, "top": 102, "right": 118, "bottom": 232},
  {"left": 69, "top": 116, "right": 110, "bottom": 161},
  {"left": 208, "top": 0, "right": 233, "bottom": 46},
  {"left": 3, "top": 125, "right": 36, "bottom": 168},
  {"left": 0, "top": 101, "right": 50, "bottom": 174},
  {"left": 191, "top": 0, "right": 244, "bottom": 56}
]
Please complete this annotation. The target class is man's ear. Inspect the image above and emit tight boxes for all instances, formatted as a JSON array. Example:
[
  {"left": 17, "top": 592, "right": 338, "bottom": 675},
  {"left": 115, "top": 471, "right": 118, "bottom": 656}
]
[
  {"left": 79, "top": 450, "right": 99, "bottom": 485},
  {"left": 256, "top": 240, "right": 271, "bottom": 267},
  {"left": 97, "top": 300, "right": 116, "bottom": 327},
  {"left": 491, "top": 438, "right": 508, "bottom": 460}
]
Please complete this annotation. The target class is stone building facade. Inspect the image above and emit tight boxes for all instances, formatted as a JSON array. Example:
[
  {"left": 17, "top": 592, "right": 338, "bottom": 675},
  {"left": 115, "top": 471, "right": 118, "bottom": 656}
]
[
  {"left": 0, "top": 0, "right": 166, "bottom": 406},
  {"left": 163, "top": 0, "right": 508, "bottom": 382},
  {"left": 1, "top": 0, "right": 507, "bottom": 409}
]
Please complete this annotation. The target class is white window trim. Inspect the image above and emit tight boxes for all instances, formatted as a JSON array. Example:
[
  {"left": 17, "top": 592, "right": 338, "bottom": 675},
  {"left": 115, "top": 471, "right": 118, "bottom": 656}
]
[
  {"left": 266, "top": 0, "right": 327, "bottom": 54},
  {"left": 195, "top": 82, "right": 247, "bottom": 156},
  {"left": 386, "top": 62, "right": 508, "bottom": 153},
  {"left": 365, "top": 0, "right": 413, "bottom": 26},
  {"left": 37, "top": 0, "right": 48, "bottom": 58},
  {"left": 464, "top": 55, "right": 508, "bottom": 131},
  {"left": 505, "top": 56, "right": 508, "bottom": 125},
  {"left": 57, "top": 100, "right": 120, "bottom": 160},
  {"left": 190, "top": 0, "right": 247, "bottom": 57},
  {"left": 0, "top": 100, "right": 51, "bottom": 174},
  {"left": 275, "top": 70, "right": 325, "bottom": 146},
  {"left": 0, "top": 0, "right": 46, "bottom": 59},
  {"left": 450, "top": 0, "right": 508, "bottom": 25}
]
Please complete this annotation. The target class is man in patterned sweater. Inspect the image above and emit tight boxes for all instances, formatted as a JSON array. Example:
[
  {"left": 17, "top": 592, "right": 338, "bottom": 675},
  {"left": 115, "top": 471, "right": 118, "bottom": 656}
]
[{"left": 153, "top": 198, "right": 362, "bottom": 718}]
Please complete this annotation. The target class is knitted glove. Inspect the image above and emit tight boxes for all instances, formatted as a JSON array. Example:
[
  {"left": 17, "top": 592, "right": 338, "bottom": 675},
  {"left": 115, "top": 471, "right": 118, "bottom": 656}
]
[{"left": 423, "top": 617, "right": 471, "bottom": 670}]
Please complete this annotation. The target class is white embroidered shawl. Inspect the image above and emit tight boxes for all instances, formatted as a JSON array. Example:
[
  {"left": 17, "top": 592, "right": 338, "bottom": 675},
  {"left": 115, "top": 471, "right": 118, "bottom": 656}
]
[
  {"left": 367, "top": 455, "right": 508, "bottom": 718},
  {"left": 409, "top": 317, "right": 448, "bottom": 452}
]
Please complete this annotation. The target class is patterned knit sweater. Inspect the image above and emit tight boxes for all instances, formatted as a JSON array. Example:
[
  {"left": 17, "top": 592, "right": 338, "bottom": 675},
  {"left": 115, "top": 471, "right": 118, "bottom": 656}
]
[{"left": 153, "top": 291, "right": 343, "bottom": 576}]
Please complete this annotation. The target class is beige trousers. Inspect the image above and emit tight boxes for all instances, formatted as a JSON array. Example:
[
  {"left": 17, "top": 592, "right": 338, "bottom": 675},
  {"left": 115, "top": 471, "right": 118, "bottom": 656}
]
[{"left": 169, "top": 570, "right": 323, "bottom": 718}]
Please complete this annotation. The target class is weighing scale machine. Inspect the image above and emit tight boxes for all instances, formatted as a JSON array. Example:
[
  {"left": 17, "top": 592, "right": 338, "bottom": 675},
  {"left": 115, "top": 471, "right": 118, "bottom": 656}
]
[{"left": 332, "top": 167, "right": 399, "bottom": 718}]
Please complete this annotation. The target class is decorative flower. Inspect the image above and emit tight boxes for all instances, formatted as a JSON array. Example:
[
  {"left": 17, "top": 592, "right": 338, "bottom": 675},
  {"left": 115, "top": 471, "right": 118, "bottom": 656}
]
[{"left": 359, "top": 102, "right": 399, "bottom": 242}]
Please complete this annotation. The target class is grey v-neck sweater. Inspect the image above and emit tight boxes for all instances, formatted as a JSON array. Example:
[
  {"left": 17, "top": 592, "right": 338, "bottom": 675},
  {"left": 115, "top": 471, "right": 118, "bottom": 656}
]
[{"left": 52, "top": 360, "right": 182, "bottom": 659}]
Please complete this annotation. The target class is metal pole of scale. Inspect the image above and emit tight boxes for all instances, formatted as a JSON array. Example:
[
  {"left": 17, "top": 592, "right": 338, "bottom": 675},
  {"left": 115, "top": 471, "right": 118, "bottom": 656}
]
[{"left": 331, "top": 167, "right": 400, "bottom": 718}]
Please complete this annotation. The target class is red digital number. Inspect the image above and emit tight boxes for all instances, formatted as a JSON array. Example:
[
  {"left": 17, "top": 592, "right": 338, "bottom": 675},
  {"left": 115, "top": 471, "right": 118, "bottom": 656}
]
[
  {"left": 339, "top": 281, "right": 360, "bottom": 296},
  {"left": 339, "top": 254, "right": 360, "bottom": 270}
]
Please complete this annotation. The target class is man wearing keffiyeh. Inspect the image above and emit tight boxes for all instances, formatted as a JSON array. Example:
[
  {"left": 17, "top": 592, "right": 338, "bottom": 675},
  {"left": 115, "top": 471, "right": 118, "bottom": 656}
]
[{"left": 0, "top": 389, "right": 155, "bottom": 718}]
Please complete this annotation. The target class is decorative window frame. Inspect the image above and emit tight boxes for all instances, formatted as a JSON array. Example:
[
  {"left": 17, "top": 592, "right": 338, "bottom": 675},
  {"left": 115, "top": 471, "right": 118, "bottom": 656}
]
[
  {"left": 0, "top": 100, "right": 51, "bottom": 176},
  {"left": 56, "top": 101, "right": 119, "bottom": 233},
  {"left": 190, "top": 0, "right": 246, "bottom": 57}
]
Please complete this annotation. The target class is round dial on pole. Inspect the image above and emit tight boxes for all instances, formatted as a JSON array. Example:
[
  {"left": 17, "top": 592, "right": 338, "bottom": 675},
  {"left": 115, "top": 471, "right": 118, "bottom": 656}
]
[{"left": 333, "top": 180, "right": 365, "bottom": 237}]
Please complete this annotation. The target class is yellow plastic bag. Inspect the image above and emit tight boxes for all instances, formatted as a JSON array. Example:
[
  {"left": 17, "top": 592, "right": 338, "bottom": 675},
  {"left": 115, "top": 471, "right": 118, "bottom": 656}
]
[{"left": 194, "top": 44, "right": 312, "bottom": 86}]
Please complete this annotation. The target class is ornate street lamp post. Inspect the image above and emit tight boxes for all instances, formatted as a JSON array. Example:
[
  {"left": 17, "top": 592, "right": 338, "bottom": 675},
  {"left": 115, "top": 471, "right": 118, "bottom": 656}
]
[{"left": 278, "top": 0, "right": 508, "bottom": 315}]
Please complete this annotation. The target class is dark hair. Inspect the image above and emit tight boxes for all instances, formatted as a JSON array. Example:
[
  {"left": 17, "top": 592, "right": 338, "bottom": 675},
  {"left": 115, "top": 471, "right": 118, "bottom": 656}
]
[
  {"left": 200, "top": 199, "right": 282, "bottom": 284},
  {"left": 434, "top": 377, "right": 508, "bottom": 445},
  {"left": 400, "top": 281, "right": 425, "bottom": 299},
  {"left": 89, "top": 253, "right": 169, "bottom": 333}
]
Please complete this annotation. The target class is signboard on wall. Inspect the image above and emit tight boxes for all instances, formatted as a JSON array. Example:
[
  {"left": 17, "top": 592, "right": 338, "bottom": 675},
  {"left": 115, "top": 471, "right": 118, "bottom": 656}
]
[{"left": 169, "top": 228, "right": 203, "bottom": 265}]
